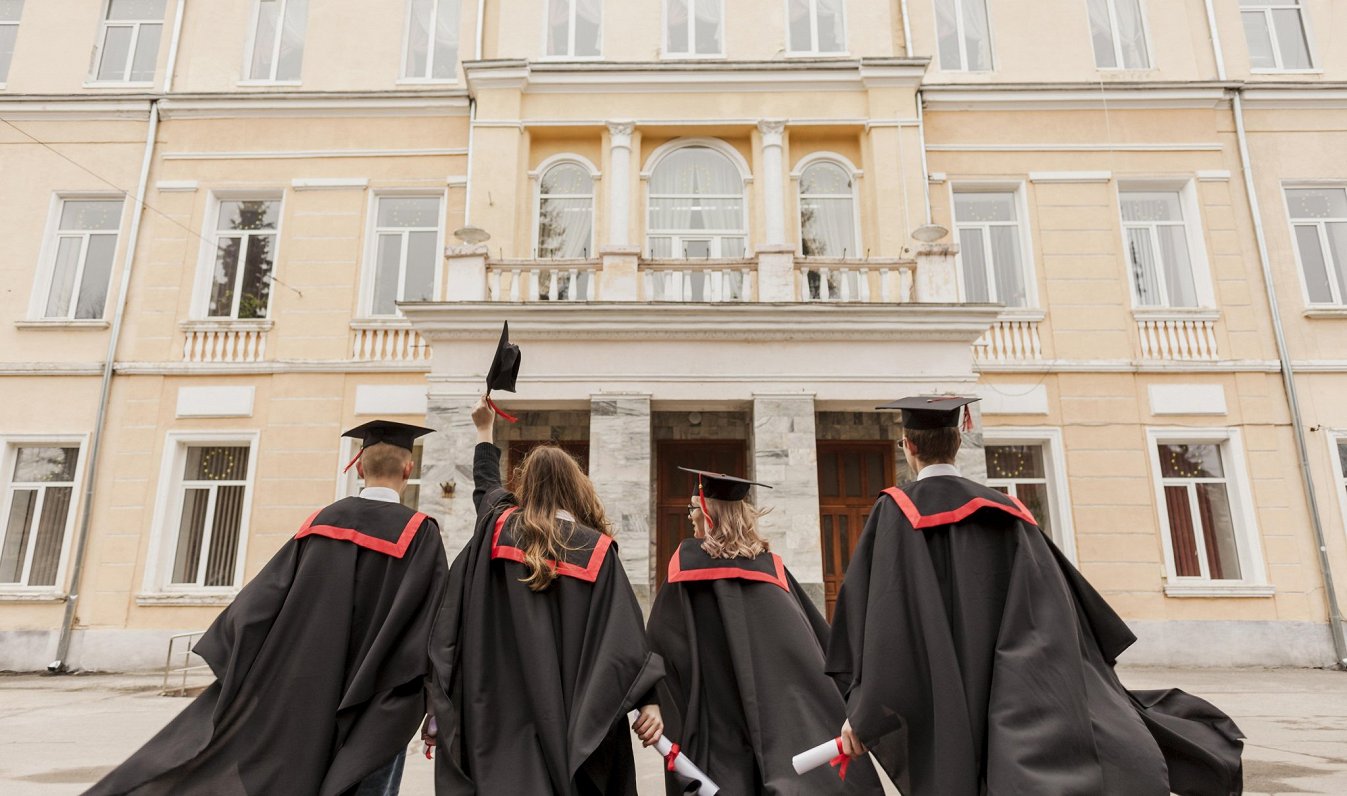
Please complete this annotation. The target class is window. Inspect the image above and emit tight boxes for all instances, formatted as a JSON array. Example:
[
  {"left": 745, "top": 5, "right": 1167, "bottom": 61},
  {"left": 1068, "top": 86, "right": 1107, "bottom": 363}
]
[
  {"left": 799, "top": 160, "right": 857, "bottom": 258},
  {"left": 647, "top": 145, "right": 746, "bottom": 259},
  {"left": 536, "top": 161, "right": 594, "bottom": 259},
  {"left": 1, "top": 444, "right": 80, "bottom": 588},
  {"left": 246, "top": 0, "right": 308, "bottom": 81},
  {"left": 403, "top": 0, "right": 460, "bottom": 80},
  {"left": 1285, "top": 187, "right": 1347, "bottom": 306},
  {"left": 39, "top": 199, "right": 124, "bottom": 321},
  {"left": 546, "top": 0, "right": 600, "bottom": 58},
  {"left": 0, "top": 1, "right": 22, "bottom": 84},
  {"left": 666, "top": 0, "right": 722, "bottom": 56},
  {"left": 1241, "top": 0, "right": 1312, "bottom": 70},
  {"left": 1120, "top": 189, "right": 1201, "bottom": 308},
  {"left": 366, "top": 196, "right": 442, "bottom": 316},
  {"left": 935, "top": 0, "right": 991, "bottom": 71},
  {"left": 345, "top": 441, "right": 425, "bottom": 510},
  {"left": 1087, "top": 0, "right": 1149, "bottom": 69},
  {"left": 92, "top": 0, "right": 164, "bottom": 83},
  {"left": 168, "top": 444, "right": 252, "bottom": 589},
  {"left": 953, "top": 190, "right": 1029, "bottom": 307},
  {"left": 206, "top": 198, "right": 280, "bottom": 320},
  {"left": 1154, "top": 441, "right": 1243, "bottom": 581},
  {"left": 787, "top": 0, "right": 845, "bottom": 54},
  {"left": 987, "top": 444, "right": 1056, "bottom": 541}
]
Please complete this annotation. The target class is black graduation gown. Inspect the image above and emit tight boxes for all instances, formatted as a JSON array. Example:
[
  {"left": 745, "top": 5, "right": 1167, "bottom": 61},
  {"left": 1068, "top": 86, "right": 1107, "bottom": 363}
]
[
  {"left": 86, "top": 497, "right": 449, "bottom": 796},
  {"left": 825, "top": 475, "right": 1245, "bottom": 796},
  {"left": 427, "top": 442, "right": 664, "bottom": 795},
  {"left": 648, "top": 539, "right": 883, "bottom": 795}
]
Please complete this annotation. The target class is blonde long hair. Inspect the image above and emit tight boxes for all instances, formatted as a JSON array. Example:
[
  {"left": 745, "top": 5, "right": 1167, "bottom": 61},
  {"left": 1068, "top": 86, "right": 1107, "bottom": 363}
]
[
  {"left": 698, "top": 496, "right": 771, "bottom": 559},
  {"left": 512, "top": 445, "right": 612, "bottom": 591}
]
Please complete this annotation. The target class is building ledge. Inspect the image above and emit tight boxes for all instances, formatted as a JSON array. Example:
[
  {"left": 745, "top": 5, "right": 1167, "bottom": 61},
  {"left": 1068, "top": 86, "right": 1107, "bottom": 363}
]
[
  {"left": 1304, "top": 307, "right": 1347, "bottom": 319},
  {"left": 14, "top": 319, "right": 110, "bottom": 330},
  {"left": 136, "top": 592, "right": 237, "bottom": 606},
  {"left": 0, "top": 591, "right": 67, "bottom": 603},
  {"left": 1163, "top": 583, "right": 1276, "bottom": 598}
]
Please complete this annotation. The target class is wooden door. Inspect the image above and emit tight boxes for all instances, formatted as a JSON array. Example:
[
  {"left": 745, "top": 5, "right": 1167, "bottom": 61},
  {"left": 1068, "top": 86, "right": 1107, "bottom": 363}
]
[
  {"left": 818, "top": 442, "right": 895, "bottom": 618},
  {"left": 655, "top": 440, "right": 747, "bottom": 586}
]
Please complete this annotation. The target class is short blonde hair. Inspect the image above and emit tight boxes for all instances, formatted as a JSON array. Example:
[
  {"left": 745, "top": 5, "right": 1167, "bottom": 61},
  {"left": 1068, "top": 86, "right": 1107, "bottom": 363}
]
[
  {"left": 359, "top": 442, "right": 412, "bottom": 480},
  {"left": 699, "top": 497, "right": 771, "bottom": 559}
]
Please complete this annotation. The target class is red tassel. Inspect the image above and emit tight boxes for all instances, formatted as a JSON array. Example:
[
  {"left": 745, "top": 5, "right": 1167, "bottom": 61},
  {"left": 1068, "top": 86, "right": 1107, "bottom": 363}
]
[
  {"left": 423, "top": 744, "right": 433, "bottom": 760},
  {"left": 830, "top": 737, "right": 850, "bottom": 781},
  {"left": 962, "top": 405, "right": 974, "bottom": 432},
  {"left": 342, "top": 448, "right": 364, "bottom": 474},
  {"left": 485, "top": 394, "right": 519, "bottom": 423},
  {"left": 698, "top": 481, "right": 714, "bottom": 531},
  {"left": 665, "top": 742, "right": 680, "bottom": 772}
]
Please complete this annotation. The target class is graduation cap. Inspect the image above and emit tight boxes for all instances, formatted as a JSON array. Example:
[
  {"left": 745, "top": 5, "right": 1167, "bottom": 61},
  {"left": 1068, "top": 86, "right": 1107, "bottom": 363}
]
[
  {"left": 485, "top": 322, "right": 521, "bottom": 423},
  {"left": 678, "top": 467, "right": 773, "bottom": 531},
  {"left": 341, "top": 420, "right": 434, "bottom": 473},
  {"left": 876, "top": 395, "right": 980, "bottom": 432}
]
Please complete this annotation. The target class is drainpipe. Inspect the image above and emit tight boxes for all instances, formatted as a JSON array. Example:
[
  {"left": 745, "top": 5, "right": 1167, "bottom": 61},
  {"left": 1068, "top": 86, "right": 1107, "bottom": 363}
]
[
  {"left": 51, "top": 100, "right": 160, "bottom": 673},
  {"left": 915, "top": 91, "right": 932, "bottom": 224},
  {"left": 1203, "top": 0, "right": 1347, "bottom": 667},
  {"left": 163, "top": 0, "right": 187, "bottom": 93},
  {"left": 475, "top": 0, "right": 485, "bottom": 61},
  {"left": 464, "top": 98, "right": 476, "bottom": 226},
  {"left": 899, "top": 0, "right": 913, "bottom": 56}
]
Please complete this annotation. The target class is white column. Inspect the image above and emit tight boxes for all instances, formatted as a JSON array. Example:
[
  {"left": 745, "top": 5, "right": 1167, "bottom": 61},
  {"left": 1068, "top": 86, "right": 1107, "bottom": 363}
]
[
  {"left": 418, "top": 394, "right": 484, "bottom": 555},
  {"left": 752, "top": 394, "right": 824, "bottom": 610},
  {"left": 758, "top": 119, "right": 787, "bottom": 246},
  {"left": 589, "top": 394, "right": 653, "bottom": 605},
  {"left": 606, "top": 121, "right": 635, "bottom": 247}
]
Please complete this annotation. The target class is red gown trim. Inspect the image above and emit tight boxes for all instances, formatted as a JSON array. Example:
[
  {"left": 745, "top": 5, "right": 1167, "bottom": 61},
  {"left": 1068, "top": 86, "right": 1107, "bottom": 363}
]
[
  {"left": 666, "top": 547, "right": 790, "bottom": 592},
  {"left": 882, "top": 486, "right": 1038, "bottom": 529},
  {"left": 295, "top": 509, "right": 428, "bottom": 558},
  {"left": 490, "top": 506, "right": 611, "bottom": 583}
]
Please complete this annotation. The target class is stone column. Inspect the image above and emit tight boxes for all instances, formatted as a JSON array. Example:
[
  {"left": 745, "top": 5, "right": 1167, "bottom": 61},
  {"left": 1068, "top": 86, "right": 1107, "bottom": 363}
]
[
  {"left": 914, "top": 241, "right": 960, "bottom": 303},
  {"left": 755, "top": 243, "right": 796, "bottom": 302},
  {"left": 955, "top": 401, "right": 988, "bottom": 484},
  {"left": 444, "top": 243, "right": 489, "bottom": 301},
  {"left": 758, "top": 119, "right": 787, "bottom": 246},
  {"left": 606, "top": 121, "right": 635, "bottom": 247},
  {"left": 589, "top": 394, "right": 653, "bottom": 606},
  {"left": 419, "top": 393, "right": 486, "bottom": 555},
  {"left": 751, "top": 394, "right": 825, "bottom": 611}
]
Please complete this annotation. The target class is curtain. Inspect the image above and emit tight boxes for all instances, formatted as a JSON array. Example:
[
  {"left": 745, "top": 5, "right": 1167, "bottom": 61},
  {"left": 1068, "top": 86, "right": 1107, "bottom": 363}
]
[
  {"left": 801, "top": 197, "right": 855, "bottom": 257},
  {"left": 1196, "top": 483, "right": 1240, "bottom": 580},
  {"left": 787, "top": 0, "right": 811, "bottom": 51},
  {"left": 1126, "top": 227, "right": 1161, "bottom": 306},
  {"left": 1165, "top": 485, "right": 1201, "bottom": 577},
  {"left": 250, "top": 0, "right": 281, "bottom": 78},
  {"left": 538, "top": 198, "right": 593, "bottom": 258},
  {"left": 1157, "top": 225, "right": 1198, "bottom": 306},
  {"left": 1325, "top": 221, "right": 1347, "bottom": 303},
  {"left": 75, "top": 234, "right": 117, "bottom": 319},
  {"left": 989, "top": 225, "right": 1025, "bottom": 306},
  {"left": 1271, "top": 8, "right": 1311, "bottom": 69},
  {"left": 373, "top": 234, "right": 402, "bottom": 315},
  {"left": 694, "top": 0, "right": 721, "bottom": 54},
  {"left": 206, "top": 485, "right": 245, "bottom": 587},
  {"left": 574, "top": 0, "right": 601, "bottom": 56},
  {"left": 406, "top": 0, "right": 432, "bottom": 77},
  {"left": 432, "top": 0, "right": 461, "bottom": 79},
  {"left": 935, "top": 0, "right": 960, "bottom": 68},
  {"left": 29, "top": 486, "right": 72, "bottom": 586},
  {"left": 960, "top": 0, "right": 991, "bottom": 70},
  {"left": 276, "top": 0, "right": 309, "bottom": 80},
  {"left": 0, "top": 490, "right": 35, "bottom": 583},
  {"left": 171, "top": 488, "right": 208, "bottom": 584},
  {"left": 958, "top": 228, "right": 990, "bottom": 302},
  {"left": 44, "top": 238, "right": 82, "bottom": 318},
  {"left": 1113, "top": 0, "right": 1149, "bottom": 68},
  {"left": 816, "top": 0, "right": 844, "bottom": 52},
  {"left": 1086, "top": 0, "right": 1117, "bottom": 67}
]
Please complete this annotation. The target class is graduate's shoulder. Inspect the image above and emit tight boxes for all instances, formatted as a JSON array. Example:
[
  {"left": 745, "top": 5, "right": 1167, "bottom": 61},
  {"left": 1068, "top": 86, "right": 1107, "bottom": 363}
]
[
  {"left": 294, "top": 496, "right": 434, "bottom": 558},
  {"left": 491, "top": 507, "right": 614, "bottom": 583},
  {"left": 881, "top": 476, "right": 1039, "bottom": 529},
  {"left": 665, "top": 537, "right": 790, "bottom": 592}
]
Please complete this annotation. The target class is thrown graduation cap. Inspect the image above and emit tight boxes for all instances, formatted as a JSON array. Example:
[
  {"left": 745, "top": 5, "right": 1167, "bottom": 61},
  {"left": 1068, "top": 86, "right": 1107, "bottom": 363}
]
[
  {"left": 679, "top": 467, "right": 773, "bottom": 532},
  {"left": 876, "top": 395, "right": 980, "bottom": 431},
  {"left": 484, "top": 322, "right": 521, "bottom": 423},
  {"left": 341, "top": 420, "right": 434, "bottom": 472}
]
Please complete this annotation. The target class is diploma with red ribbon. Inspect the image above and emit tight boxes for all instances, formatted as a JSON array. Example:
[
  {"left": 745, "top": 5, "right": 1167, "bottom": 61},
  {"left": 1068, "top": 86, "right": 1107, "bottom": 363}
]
[
  {"left": 792, "top": 736, "right": 852, "bottom": 780},
  {"left": 627, "top": 710, "right": 720, "bottom": 795}
]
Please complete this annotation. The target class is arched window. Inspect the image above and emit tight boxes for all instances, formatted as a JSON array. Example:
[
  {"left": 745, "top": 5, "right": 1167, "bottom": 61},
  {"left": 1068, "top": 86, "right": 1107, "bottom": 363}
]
[
  {"left": 535, "top": 161, "right": 594, "bottom": 259},
  {"left": 647, "top": 145, "right": 746, "bottom": 259},
  {"left": 799, "top": 160, "right": 857, "bottom": 258}
]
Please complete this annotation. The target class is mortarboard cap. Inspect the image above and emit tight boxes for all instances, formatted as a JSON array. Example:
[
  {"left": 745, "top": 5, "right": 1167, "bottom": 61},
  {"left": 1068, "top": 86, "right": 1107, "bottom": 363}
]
[
  {"left": 678, "top": 467, "right": 773, "bottom": 502},
  {"left": 486, "top": 322, "right": 521, "bottom": 394},
  {"left": 342, "top": 420, "right": 434, "bottom": 452},
  {"left": 876, "top": 395, "right": 981, "bottom": 431}
]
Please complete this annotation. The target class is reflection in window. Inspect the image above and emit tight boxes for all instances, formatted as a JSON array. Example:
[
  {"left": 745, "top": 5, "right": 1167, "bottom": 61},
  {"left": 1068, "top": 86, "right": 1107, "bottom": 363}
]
[
  {"left": 209, "top": 199, "right": 279, "bottom": 320},
  {"left": 1285, "top": 187, "right": 1347, "bottom": 306},
  {"left": 799, "top": 160, "right": 856, "bottom": 258},
  {"left": 954, "top": 191, "right": 1028, "bottom": 307},
  {"left": 1, "top": 446, "right": 79, "bottom": 587},
  {"left": 370, "top": 196, "right": 441, "bottom": 316},
  {"left": 1156, "top": 442, "right": 1242, "bottom": 581},
  {"left": 647, "top": 145, "right": 746, "bottom": 259}
]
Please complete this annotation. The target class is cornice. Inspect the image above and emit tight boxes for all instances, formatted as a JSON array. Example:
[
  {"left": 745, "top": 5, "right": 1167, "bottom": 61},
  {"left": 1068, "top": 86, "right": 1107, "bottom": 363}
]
[
  {"left": 921, "top": 82, "right": 1232, "bottom": 111},
  {"left": 159, "top": 92, "right": 470, "bottom": 119}
]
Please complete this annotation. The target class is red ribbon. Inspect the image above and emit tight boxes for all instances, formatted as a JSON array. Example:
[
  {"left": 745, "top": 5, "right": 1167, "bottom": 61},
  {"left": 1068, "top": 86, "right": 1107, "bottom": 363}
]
[
  {"left": 424, "top": 744, "right": 433, "bottom": 760},
  {"left": 829, "top": 736, "right": 850, "bottom": 781},
  {"left": 486, "top": 394, "right": 519, "bottom": 423},
  {"left": 342, "top": 448, "right": 364, "bottom": 474},
  {"left": 665, "top": 743, "right": 680, "bottom": 772},
  {"left": 698, "top": 481, "right": 714, "bottom": 531}
]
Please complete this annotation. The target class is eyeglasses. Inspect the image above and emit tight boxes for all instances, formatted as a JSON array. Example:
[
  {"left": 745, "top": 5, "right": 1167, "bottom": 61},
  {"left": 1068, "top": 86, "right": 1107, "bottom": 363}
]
[{"left": 687, "top": 504, "right": 701, "bottom": 516}]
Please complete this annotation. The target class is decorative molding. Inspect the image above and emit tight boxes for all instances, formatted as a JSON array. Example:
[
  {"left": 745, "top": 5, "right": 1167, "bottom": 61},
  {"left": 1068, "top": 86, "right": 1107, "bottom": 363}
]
[
  {"left": 975, "top": 359, "right": 1281, "bottom": 374},
  {"left": 291, "top": 177, "right": 370, "bottom": 190},
  {"left": 135, "top": 592, "right": 238, "bottom": 606},
  {"left": 1148, "top": 384, "right": 1228, "bottom": 416},
  {"left": 921, "top": 84, "right": 1229, "bottom": 111},
  {"left": 0, "top": 592, "right": 67, "bottom": 602},
  {"left": 155, "top": 180, "right": 199, "bottom": 192},
  {"left": 1162, "top": 583, "right": 1276, "bottom": 598},
  {"left": 114, "top": 361, "right": 432, "bottom": 375},
  {"left": 355, "top": 384, "right": 429, "bottom": 415},
  {"left": 0, "top": 98, "right": 151, "bottom": 121},
  {"left": 928, "top": 172, "right": 947, "bottom": 183},
  {"left": 1196, "top": 170, "right": 1232, "bottom": 182},
  {"left": 0, "top": 363, "right": 104, "bottom": 376},
  {"left": 159, "top": 94, "right": 470, "bottom": 120},
  {"left": 447, "top": 176, "right": 469, "bottom": 187},
  {"left": 1028, "top": 170, "right": 1112, "bottom": 184},
  {"left": 757, "top": 119, "right": 787, "bottom": 139},
  {"left": 975, "top": 383, "right": 1050, "bottom": 415},
  {"left": 176, "top": 386, "right": 256, "bottom": 418},
  {"left": 163, "top": 148, "right": 467, "bottom": 161},
  {"left": 1304, "top": 307, "right": 1347, "bottom": 319},
  {"left": 13, "top": 319, "right": 110, "bottom": 330},
  {"left": 928, "top": 143, "right": 1223, "bottom": 153}
]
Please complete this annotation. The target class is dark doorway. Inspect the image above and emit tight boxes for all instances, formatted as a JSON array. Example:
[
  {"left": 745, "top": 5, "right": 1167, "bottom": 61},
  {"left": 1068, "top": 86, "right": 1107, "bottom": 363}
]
[
  {"left": 818, "top": 441, "right": 895, "bottom": 618},
  {"left": 655, "top": 440, "right": 747, "bottom": 586}
]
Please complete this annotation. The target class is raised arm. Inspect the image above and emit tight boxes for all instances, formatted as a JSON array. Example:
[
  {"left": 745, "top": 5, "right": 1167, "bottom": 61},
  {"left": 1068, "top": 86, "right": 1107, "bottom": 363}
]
[{"left": 471, "top": 395, "right": 510, "bottom": 515}]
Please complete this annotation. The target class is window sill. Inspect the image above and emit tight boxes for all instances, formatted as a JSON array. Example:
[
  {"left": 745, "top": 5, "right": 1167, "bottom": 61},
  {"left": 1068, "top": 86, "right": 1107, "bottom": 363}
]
[
  {"left": 1163, "top": 582, "right": 1276, "bottom": 598},
  {"left": 236, "top": 80, "right": 304, "bottom": 88},
  {"left": 180, "top": 319, "right": 274, "bottom": 333},
  {"left": 658, "top": 53, "right": 727, "bottom": 61},
  {"left": 136, "top": 592, "right": 237, "bottom": 606},
  {"left": 15, "top": 319, "right": 110, "bottom": 330},
  {"left": 783, "top": 52, "right": 852, "bottom": 59},
  {"left": 395, "top": 78, "right": 461, "bottom": 86},
  {"left": 1132, "top": 307, "right": 1221, "bottom": 322},
  {"left": 536, "top": 56, "right": 604, "bottom": 63},
  {"left": 1304, "top": 307, "right": 1347, "bottom": 319},
  {"left": 0, "top": 591, "right": 68, "bottom": 603},
  {"left": 1250, "top": 69, "right": 1323, "bottom": 76},
  {"left": 82, "top": 81, "right": 155, "bottom": 89},
  {"left": 994, "top": 308, "right": 1046, "bottom": 322},
  {"left": 350, "top": 317, "right": 412, "bottom": 329}
]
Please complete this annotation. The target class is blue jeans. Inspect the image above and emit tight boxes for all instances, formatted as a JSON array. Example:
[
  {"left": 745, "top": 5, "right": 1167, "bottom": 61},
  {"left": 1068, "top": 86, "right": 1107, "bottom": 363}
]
[{"left": 352, "top": 751, "right": 405, "bottom": 796}]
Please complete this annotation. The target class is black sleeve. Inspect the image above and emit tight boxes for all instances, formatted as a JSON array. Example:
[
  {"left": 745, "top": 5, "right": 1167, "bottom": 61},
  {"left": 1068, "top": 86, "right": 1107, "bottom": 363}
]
[{"left": 472, "top": 442, "right": 513, "bottom": 517}]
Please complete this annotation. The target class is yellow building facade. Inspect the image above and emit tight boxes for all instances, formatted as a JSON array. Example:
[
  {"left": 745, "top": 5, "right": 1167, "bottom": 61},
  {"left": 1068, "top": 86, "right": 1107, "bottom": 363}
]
[{"left": 1, "top": 0, "right": 1345, "bottom": 670}]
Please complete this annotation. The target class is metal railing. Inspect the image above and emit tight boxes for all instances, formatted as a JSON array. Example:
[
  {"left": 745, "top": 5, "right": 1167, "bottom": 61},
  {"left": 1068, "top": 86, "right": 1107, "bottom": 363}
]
[{"left": 161, "top": 630, "right": 211, "bottom": 696}]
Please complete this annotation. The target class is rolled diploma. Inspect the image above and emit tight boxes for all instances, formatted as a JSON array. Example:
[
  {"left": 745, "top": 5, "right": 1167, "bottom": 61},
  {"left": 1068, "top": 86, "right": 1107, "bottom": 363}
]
[
  {"left": 627, "top": 710, "right": 720, "bottom": 796},
  {"left": 792, "top": 736, "right": 843, "bottom": 775}
]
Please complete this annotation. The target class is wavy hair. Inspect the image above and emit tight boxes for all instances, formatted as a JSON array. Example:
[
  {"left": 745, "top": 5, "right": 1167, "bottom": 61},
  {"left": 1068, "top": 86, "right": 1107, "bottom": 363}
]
[
  {"left": 511, "top": 444, "right": 612, "bottom": 591},
  {"left": 698, "top": 496, "right": 771, "bottom": 559}
]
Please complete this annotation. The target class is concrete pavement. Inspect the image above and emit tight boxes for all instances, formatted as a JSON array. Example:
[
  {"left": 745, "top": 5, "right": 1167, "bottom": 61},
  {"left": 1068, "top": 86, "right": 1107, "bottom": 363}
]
[{"left": 0, "top": 667, "right": 1343, "bottom": 794}]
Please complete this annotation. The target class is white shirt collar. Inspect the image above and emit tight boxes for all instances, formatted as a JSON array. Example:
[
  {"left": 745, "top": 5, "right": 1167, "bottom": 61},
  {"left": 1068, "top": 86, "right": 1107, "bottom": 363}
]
[
  {"left": 916, "top": 463, "right": 962, "bottom": 481},
  {"left": 358, "top": 486, "right": 402, "bottom": 504}
]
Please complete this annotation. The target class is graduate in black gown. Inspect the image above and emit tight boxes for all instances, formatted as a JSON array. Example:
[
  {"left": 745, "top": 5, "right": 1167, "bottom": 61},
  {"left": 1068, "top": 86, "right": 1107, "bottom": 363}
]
[
  {"left": 86, "top": 421, "right": 449, "bottom": 796},
  {"left": 425, "top": 395, "right": 665, "bottom": 795},
  {"left": 828, "top": 396, "right": 1245, "bottom": 796},
  {"left": 647, "top": 468, "right": 882, "bottom": 795}
]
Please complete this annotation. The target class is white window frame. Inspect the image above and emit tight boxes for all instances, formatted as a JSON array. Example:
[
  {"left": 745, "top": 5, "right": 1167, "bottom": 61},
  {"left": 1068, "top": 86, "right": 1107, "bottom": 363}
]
[
  {"left": 143, "top": 431, "right": 259, "bottom": 596},
  {"left": 399, "top": 0, "right": 461, "bottom": 83},
  {"left": 933, "top": 0, "right": 994, "bottom": 72},
  {"left": 949, "top": 182, "right": 1038, "bottom": 309},
  {"left": 662, "top": 0, "right": 725, "bottom": 59},
  {"left": 27, "top": 193, "right": 126, "bottom": 324},
  {"left": 359, "top": 191, "right": 447, "bottom": 318},
  {"left": 0, "top": 435, "right": 87, "bottom": 595},
  {"left": 792, "top": 152, "right": 863, "bottom": 259},
  {"left": 88, "top": 0, "right": 165, "bottom": 86},
  {"left": 983, "top": 428, "right": 1077, "bottom": 564},
  {"left": 1241, "top": 0, "right": 1317, "bottom": 73},
  {"left": 241, "top": 0, "right": 306, "bottom": 85},
  {"left": 784, "top": 0, "right": 847, "bottom": 56},
  {"left": 0, "top": 1, "right": 23, "bottom": 88},
  {"left": 530, "top": 154, "right": 598, "bottom": 260},
  {"left": 1086, "top": 0, "right": 1152, "bottom": 70},
  {"left": 1330, "top": 431, "right": 1347, "bottom": 548},
  {"left": 190, "top": 191, "right": 286, "bottom": 321},
  {"left": 1281, "top": 182, "right": 1347, "bottom": 308},
  {"left": 642, "top": 138, "right": 752, "bottom": 261},
  {"left": 1116, "top": 180, "right": 1215, "bottom": 310},
  {"left": 337, "top": 437, "right": 426, "bottom": 507},
  {"left": 542, "top": 0, "right": 602, "bottom": 61},
  {"left": 1145, "top": 427, "right": 1271, "bottom": 597}
]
